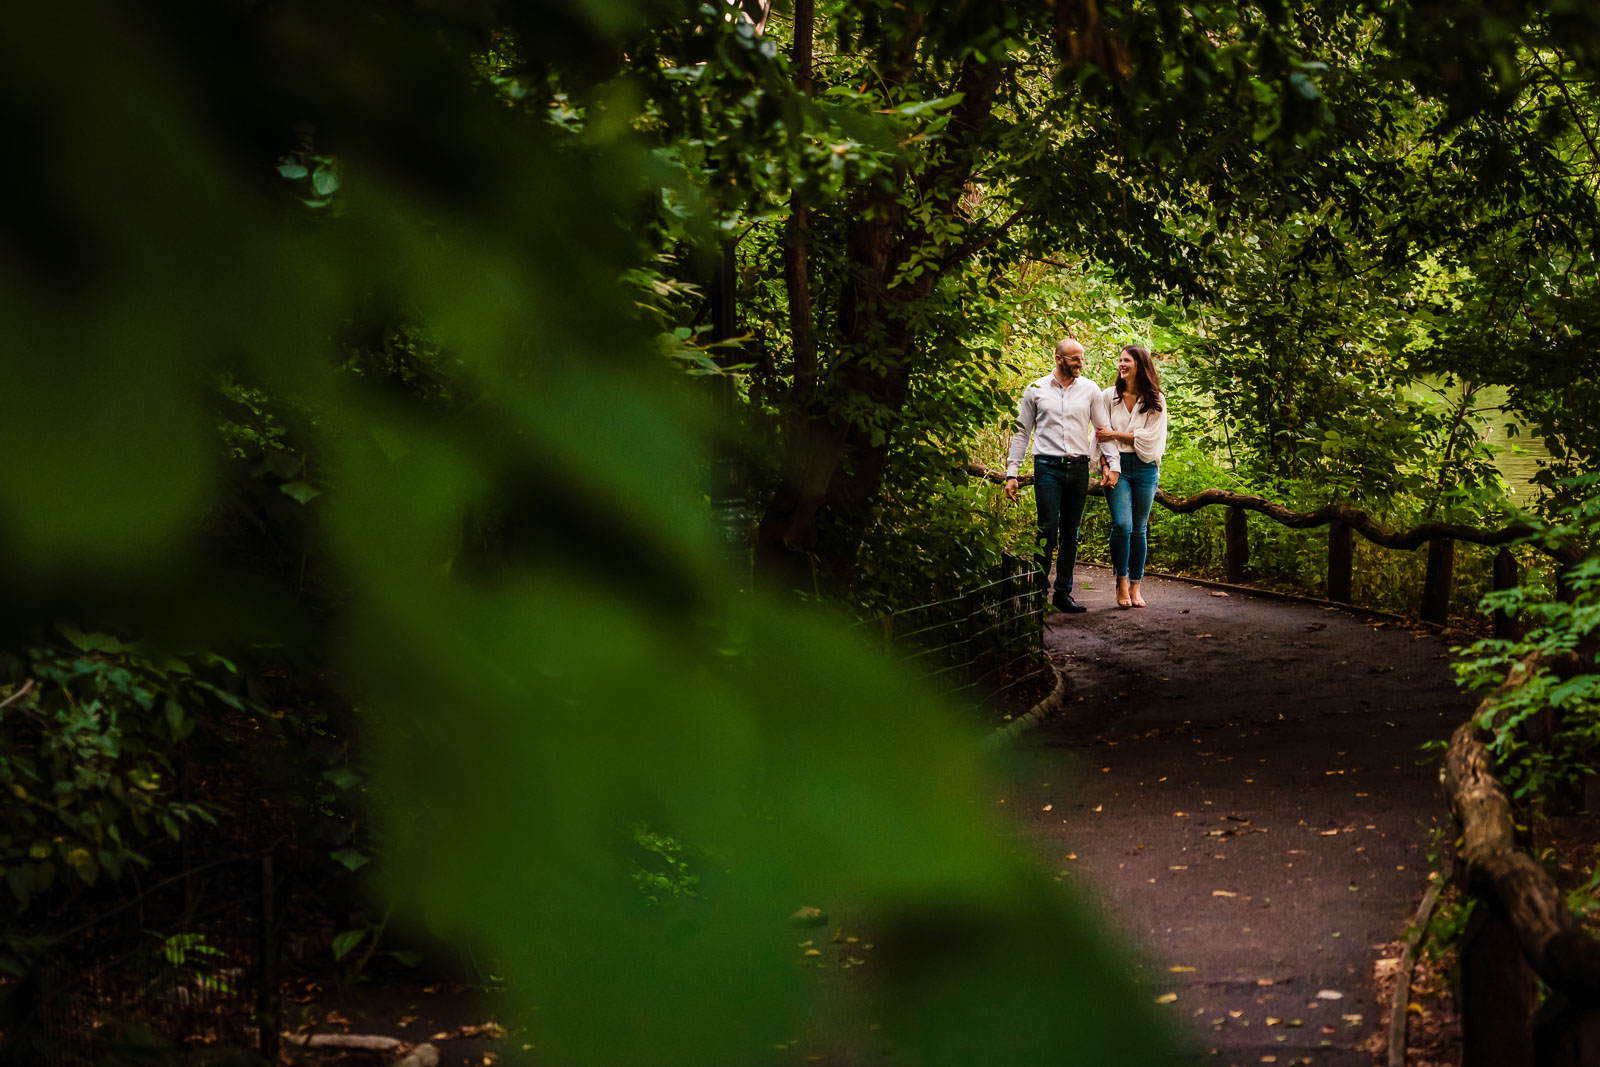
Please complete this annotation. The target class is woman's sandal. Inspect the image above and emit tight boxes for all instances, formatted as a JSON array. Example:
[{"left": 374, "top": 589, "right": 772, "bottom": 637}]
[
  {"left": 1129, "top": 581, "right": 1146, "bottom": 608},
  {"left": 1116, "top": 578, "right": 1132, "bottom": 609}
]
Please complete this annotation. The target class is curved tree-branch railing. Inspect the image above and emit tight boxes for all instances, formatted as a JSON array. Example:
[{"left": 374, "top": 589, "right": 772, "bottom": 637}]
[
  {"left": 1441, "top": 652, "right": 1600, "bottom": 1065},
  {"left": 964, "top": 461, "right": 1580, "bottom": 625}
]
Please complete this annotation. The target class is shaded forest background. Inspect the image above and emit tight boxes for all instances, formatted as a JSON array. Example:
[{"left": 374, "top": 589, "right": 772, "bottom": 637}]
[{"left": 2, "top": 0, "right": 1599, "bottom": 1063}]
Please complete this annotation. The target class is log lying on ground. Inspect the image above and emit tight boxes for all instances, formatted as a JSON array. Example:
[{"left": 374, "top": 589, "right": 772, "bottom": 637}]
[
  {"left": 283, "top": 1033, "right": 403, "bottom": 1050},
  {"left": 962, "top": 463, "right": 1579, "bottom": 565},
  {"left": 1442, "top": 651, "right": 1600, "bottom": 1005},
  {"left": 281, "top": 1032, "right": 443, "bottom": 1066}
]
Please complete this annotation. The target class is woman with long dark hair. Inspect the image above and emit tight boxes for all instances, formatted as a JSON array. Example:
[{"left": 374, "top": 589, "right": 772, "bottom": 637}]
[{"left": 1097, "top": 345, "right": 1168, "bottom": 607}]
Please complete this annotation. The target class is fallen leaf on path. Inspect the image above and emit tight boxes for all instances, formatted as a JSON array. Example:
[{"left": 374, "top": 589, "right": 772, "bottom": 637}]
[
  {"left": 1042, "top": 804, "right": 1052, "bottom": 811},
  {"left": 1211, "top": 591, "right": 1229, "bottom": 597},
  {"left": 1092, "top": 804, "right": 1103, "bottom": 812},
  {"left": 1212, "top": 890, "right": 1238, "bottom": 897},
  {"left": 1266, "top": 1017, "right": 1281, "bottom": 1026},
  {"left": 1155, "top": 993, "right": 1178, "bottom": 1004},
  {"left": 1173, "top": 811, "right": 1190, "bottom": 817},
  {"left": 1316, "top": 990, "right": 1344, "bottom": 1000},
  {"left": 1228, "top": 1010, "right": 1243, "bottom": 1019}
]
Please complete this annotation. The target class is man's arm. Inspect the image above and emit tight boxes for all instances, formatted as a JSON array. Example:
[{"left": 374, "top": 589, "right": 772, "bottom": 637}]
[{"left": 1004, "top": 388, "right": 1035, "bottom": 499}]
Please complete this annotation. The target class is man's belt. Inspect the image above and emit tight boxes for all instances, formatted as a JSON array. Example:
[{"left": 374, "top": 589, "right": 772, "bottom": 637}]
[{"left": 1035, "top": 453, "right": 1089, "bottom": 463}]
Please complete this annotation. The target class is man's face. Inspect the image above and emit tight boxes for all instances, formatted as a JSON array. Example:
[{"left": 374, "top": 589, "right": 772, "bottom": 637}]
[{"left": 1055, "top": 345, "right": 1084, "bottom": 378}]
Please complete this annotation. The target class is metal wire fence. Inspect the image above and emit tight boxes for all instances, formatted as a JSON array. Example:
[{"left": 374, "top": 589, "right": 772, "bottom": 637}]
[
  {"left": 858, "top": 552, "right": 1053, "bottom": 709},
  {"left": 15, "top": 847, "right": 284, "bottom": 1067}
]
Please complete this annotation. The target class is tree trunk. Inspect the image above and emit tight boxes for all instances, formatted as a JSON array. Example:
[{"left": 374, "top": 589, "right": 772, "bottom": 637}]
[
  {"left": 756, "top": 52, "right": 1001, "bottom": 592},
  {"left": 783, "top": 0, "right": 816, "bottom": 413}
]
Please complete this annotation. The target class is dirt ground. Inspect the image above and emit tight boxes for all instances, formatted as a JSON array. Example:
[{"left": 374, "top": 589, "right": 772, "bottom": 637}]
[{"left": 995, "top": 563, "right": 1471, "bottom": 1066}]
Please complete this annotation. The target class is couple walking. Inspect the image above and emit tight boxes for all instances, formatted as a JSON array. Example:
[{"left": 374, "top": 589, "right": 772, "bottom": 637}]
[{"left": 1003, "top": 339, "right": 1168, "bottom": 612}]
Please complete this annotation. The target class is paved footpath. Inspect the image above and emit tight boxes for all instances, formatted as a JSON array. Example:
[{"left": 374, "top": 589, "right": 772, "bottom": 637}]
[{"left": 998, "top": 564, "right": 1469, "bottom": 1066}]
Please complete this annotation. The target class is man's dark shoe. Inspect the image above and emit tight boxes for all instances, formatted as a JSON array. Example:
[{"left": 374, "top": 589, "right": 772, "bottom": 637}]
[{"left": 1051, "top": 592, "right": 1087, "bottom": 613}]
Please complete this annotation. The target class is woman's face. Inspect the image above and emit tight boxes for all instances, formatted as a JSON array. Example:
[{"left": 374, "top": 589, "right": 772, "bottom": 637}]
[{"left": 1118, "top": 350, "right": 1138, "bottom": 383}]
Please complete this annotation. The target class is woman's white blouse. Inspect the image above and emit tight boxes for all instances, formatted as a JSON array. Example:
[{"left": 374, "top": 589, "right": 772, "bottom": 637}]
[{"left": 1101, "top": 386, "right": 1168, "bottom": 464}]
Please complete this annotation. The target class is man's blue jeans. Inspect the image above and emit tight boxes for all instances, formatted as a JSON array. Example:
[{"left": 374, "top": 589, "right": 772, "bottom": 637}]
[
  {"left": 1033, "top": 454, "right": 1090, "bottom": 597},
  {"left": 1106, "top": 454, "right": 1160, "bottom": 581}
]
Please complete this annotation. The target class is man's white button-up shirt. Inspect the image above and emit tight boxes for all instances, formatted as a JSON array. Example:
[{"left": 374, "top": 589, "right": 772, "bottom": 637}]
[{"left": 1006, "top": 373, "right": 1121, "bottom": 478}]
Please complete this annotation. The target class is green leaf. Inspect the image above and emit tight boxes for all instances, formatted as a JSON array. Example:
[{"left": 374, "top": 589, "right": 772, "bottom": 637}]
[
  {"left": 331, "top": 928, "right": 367, "bottom": 961},
  {"left": 280, "top": 480, "right": 322, "bottom": 506},
  {"left": 6, "top": 866, "right": 33, "bottom": 911},
  {"left": 164, "top": 697, "right": 193, "bottom": 741},
  {"left": 56, "top": 623, "right": 128, "bottom": 653},
  {"left": 277, "top": 161, "right": 309, "bottom": 180},
  {"left": 323, "top": 766, "right": 360, "bottom": 791},
  {"left": 312, "top": 169, "right": 341, "bottom": 196},
  {"left": 330, "top": 848, "right": 370, "bottom": 872}
]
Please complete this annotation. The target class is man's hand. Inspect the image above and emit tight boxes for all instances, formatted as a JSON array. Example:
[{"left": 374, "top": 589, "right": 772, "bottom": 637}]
[
  {"left": 1101, "top": 464, "right": 1119, "bottom": 489},
  {"left": 1004, "top": 476, "right": 1019, "bottom": 501}
]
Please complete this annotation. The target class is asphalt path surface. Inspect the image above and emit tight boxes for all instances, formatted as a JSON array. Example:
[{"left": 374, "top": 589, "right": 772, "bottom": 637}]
[{"left": 998, "top": 564, "right": 1468, "bottom": 1066}]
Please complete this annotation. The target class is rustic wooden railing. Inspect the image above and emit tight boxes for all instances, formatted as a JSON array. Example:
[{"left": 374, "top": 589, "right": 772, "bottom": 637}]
[
  {"left": 965, "top": 462, "right": 1581, "bottom": 628},
  {"left": 1442, "top": 651, "right": 1600, "bottom": 1067}
]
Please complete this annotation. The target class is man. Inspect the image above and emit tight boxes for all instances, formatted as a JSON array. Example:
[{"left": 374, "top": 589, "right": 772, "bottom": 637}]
[{"left": 1004, "top": 339, "right": 1120, "bottom": 613}]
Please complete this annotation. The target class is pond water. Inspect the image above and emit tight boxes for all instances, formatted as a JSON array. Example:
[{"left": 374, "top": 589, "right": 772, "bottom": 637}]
[{"left": 1420, "top": 380, "right": 1552, "bottom": 503}]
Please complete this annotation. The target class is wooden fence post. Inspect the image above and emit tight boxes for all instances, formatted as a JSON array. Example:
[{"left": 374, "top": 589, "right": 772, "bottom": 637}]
[
  {"left": 1494, "top": 548, "right": 1520, "bottom": 640},
  {"left": 1459, "top": 902, "right": 1537, "bottom": 1067},
  {"left": 1328, "top": 519, "right": 1353, "bottom": 603},
  {"left": 1225, "top": 506, "right": 1248, "bottom": 583},
  {"left": 1421, "top": 538, "right": 1455, "bottom": 625},
  {"left": 1557, "top": 565, "right": 1578, "bottom": 605}
]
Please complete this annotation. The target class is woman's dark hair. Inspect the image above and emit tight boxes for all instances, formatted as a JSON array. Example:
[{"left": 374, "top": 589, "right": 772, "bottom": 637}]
[{"left": 1114, "top": 345, "right": 1164, "bottom": 413}]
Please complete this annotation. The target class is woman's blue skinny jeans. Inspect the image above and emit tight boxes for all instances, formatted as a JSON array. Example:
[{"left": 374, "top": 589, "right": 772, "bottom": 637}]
[{"left": 1106, "top": 454, "right": 1160, "bottom": 581}]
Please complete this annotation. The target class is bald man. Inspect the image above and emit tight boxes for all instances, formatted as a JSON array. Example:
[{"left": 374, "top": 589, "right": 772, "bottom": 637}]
[{"left": 1004, "top": 339, "right": 1121, "bottom": 613}]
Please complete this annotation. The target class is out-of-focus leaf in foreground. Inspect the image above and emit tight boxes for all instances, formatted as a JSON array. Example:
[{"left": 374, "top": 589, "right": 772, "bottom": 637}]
[{"left": 0, "top": 2, "right": 1173, "bottom": 1063}]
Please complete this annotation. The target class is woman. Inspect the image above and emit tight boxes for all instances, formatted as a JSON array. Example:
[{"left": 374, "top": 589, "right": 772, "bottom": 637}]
[{"left": 1097, "top": 345, "right": 1168, "bottom": 608}]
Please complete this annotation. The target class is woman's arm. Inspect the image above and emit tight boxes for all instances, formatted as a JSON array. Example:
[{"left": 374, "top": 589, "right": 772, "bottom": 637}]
[{"left": 1132, "top": 403, "right": 1168, "bottom": 463}]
